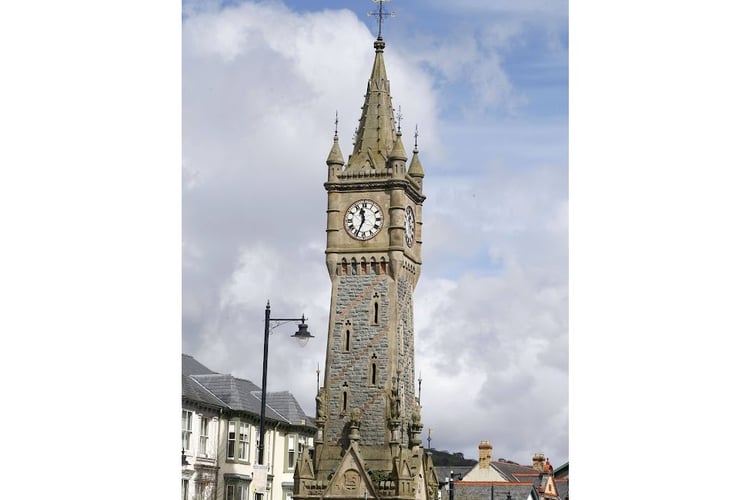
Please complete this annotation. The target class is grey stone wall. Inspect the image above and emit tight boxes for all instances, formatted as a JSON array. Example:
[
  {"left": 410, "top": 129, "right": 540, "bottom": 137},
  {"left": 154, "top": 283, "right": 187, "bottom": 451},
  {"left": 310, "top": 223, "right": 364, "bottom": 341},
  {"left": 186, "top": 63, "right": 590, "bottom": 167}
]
[{"left": 325, "top": 274, "right": 392, "bottom": 445}]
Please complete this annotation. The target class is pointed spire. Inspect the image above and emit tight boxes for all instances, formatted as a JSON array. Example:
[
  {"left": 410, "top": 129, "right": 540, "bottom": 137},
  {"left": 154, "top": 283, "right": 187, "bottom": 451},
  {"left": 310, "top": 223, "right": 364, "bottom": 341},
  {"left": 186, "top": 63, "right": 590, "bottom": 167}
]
[
  {"left": 407, "top": 124, "right": 424, "bottom": 178},
  {"left": 326, "top": 111, "right": 344, "bottom": 167},
  {"left": 346, "top": 36, "right": 397, "bottom": 171},
  {"left": 389, "top": 127, "right": 407, "bottom": 162}
]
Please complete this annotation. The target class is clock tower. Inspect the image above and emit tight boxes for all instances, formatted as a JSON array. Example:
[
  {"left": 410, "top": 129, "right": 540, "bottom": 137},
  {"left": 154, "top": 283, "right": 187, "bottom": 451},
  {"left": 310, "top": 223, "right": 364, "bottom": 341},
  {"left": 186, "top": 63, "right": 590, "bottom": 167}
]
[{"left": 293, "top": 22, "right": 437, "bottom": 500}]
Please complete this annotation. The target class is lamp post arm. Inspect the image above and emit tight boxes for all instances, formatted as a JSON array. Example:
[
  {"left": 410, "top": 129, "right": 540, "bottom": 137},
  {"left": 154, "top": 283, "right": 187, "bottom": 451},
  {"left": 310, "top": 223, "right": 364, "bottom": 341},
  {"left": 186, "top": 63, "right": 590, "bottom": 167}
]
[{"left": 269, "top": 316, "right": 307, "bottom": 323}]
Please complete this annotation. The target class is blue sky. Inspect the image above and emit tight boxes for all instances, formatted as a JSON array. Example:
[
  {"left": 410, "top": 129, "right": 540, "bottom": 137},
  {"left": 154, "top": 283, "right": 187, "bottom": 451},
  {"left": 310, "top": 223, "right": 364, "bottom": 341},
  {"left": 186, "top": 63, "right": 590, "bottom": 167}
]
[{"left": 182, "top": 0, "right": 569, "bottom": 467}]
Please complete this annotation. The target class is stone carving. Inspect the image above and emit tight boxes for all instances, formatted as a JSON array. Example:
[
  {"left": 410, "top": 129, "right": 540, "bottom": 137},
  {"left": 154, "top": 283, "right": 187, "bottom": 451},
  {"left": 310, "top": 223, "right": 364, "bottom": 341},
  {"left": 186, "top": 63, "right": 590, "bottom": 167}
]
[
  {"left": 343, "top": 469, "right": 360, "bottom": 492},
  {"left": 350, "top": 407, "right": 362, "bottom": 427},
  {"left": 316, "top": 388, "right": 327, "bottom": 420},
  {"left": 389, "top": 384, "right": 401, "bottom": 420}
]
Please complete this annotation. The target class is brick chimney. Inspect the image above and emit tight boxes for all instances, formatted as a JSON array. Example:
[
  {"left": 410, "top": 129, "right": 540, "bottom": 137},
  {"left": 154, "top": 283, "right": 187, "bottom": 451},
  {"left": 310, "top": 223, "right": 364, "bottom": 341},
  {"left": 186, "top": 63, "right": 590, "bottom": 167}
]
[
  {"left": 478, "top": 441, "right": 493, "bottom": 469},
  {"left": 532, "top": 452, "right": 545, "bottom": 472}
]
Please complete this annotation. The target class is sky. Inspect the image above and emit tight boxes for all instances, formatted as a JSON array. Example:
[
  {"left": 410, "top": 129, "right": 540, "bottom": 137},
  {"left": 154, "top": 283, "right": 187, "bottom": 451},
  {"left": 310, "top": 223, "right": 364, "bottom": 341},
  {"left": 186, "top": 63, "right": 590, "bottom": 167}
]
[
  {"left": 4, "top": 1, "right": 752, "bottom": 498},
  {"left": 182, "top": 0, "right": 569, "bottom": 467}
]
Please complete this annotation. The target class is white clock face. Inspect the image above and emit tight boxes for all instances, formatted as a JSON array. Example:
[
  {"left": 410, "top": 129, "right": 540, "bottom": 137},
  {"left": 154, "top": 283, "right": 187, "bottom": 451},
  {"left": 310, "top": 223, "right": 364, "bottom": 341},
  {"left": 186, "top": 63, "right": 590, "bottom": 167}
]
[
  {"left": 345, "top": 199, "right": 383, "bottom": 240},
  {"left": 404, "top": 205, "right": 415, "bottom": 247}
]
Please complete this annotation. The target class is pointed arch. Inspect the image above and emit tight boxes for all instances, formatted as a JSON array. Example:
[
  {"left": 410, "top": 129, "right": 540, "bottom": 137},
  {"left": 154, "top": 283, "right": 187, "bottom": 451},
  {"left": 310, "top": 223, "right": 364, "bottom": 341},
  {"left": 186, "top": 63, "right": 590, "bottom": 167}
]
[
  {"left": 342, "top": 320, "right": 352, "bottom": 352},
  {"left": 371, "top": 292, "right": 380, "bottom": 325},
  {"left": 370, "top": 354, "right": 378, "bottom": 386}
]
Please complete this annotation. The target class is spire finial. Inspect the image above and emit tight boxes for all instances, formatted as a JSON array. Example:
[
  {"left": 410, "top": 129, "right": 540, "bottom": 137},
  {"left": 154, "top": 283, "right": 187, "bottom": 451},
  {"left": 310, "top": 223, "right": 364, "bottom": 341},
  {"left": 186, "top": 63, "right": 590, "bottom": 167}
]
[
  {"left": 334, "top": 111, "right": 339, "bottom": 137},
  {"left": 368, "top": 0, "right": 395, "bottom": 40},
  {"left": 395, "top": 105, "right": 403, "bottom": 133},
  {"left": 413, "top": 124, "right": 419, "bottom": 150}
]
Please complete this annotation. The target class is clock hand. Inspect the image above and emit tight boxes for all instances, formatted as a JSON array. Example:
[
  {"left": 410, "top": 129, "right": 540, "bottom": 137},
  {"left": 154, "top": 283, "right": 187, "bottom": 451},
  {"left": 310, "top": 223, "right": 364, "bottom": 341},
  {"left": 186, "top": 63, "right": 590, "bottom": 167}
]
[{"left": 358, "top": 208, "right": 366, "bottom": 232}]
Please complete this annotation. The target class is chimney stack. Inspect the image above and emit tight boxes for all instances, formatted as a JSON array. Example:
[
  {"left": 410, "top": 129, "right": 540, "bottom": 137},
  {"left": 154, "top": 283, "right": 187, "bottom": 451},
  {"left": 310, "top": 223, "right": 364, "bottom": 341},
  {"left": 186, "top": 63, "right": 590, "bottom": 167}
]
[
  {"left": 532, "top": 453, "right": 545, "bottom": 472},
  {"left": 478, "top": 441, "right": 493, "bottom": 469}
]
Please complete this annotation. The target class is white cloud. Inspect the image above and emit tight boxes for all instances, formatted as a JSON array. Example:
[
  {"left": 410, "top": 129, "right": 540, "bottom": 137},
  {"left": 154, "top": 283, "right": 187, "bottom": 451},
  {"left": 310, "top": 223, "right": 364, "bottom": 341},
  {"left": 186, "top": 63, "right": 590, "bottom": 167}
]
[{"left": 183, "top": 0, "right": 567, "bottom": 468}]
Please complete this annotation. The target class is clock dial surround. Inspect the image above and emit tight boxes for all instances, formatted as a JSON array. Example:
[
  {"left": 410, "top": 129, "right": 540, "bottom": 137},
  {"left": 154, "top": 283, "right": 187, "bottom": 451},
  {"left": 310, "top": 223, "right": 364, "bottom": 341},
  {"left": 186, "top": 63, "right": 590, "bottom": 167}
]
[{"left": 344, "top": 199, "right": 384, "bottom": 240}]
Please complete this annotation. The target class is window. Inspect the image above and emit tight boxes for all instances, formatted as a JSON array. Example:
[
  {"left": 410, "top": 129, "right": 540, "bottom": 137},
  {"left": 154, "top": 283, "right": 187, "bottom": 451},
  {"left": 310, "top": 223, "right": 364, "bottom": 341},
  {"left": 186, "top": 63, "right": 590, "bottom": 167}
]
[
  {"left": 238, "top": 422, "right": 250, "bottom": 460},
  {"left": 342, "top": 382, "right": 348, "bottom": 412},
  {"left": 343, "top": 320, "right": 352, "bottom": 352},
  {"left": 371, "top": 292, "right": 380, "bottom": 324},
  {"left": 228, "top": 421, "right": 250, "bottom": 461},
  {"left": 182, "top": 410, "right": 192, "bottom": 450},
  {"left": 199, "top": 416, "right": 209, "bottom": 456},
  {"left": 287, "top": 434, "right": 296, "bottom": 469},
  {"left": 227, "top": 483, "right": 249, "bottom": 500}
]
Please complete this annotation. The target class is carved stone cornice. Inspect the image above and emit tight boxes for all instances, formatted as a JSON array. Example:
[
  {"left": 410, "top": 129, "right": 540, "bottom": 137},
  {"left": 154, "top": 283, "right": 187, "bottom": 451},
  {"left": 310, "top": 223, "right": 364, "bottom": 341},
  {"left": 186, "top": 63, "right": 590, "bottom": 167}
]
[{"left": 325, "top": 178, "right": 425, "bottom": 203}]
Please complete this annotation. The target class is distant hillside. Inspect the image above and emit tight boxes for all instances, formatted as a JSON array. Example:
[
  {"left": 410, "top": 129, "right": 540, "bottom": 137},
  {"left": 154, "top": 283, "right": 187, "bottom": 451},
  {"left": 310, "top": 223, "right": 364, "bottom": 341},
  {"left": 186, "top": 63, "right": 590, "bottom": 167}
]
[{"left": 425, "top": 448, "right": 477, "bottom": 466}]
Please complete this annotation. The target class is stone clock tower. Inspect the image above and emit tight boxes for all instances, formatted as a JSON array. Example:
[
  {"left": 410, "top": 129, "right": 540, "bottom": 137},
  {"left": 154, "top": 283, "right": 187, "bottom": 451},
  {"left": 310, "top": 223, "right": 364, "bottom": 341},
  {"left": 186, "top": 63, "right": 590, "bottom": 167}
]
[{"left": 293, "top": 26, "right": 438, "bottom": 500}]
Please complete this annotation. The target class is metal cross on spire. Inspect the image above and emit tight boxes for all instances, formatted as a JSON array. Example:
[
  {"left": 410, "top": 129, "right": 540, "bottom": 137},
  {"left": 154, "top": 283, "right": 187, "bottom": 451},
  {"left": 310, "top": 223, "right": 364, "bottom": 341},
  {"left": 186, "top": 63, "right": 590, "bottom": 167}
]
[{"left": 367, "top": 0, "right": 395, "bottom": 39}]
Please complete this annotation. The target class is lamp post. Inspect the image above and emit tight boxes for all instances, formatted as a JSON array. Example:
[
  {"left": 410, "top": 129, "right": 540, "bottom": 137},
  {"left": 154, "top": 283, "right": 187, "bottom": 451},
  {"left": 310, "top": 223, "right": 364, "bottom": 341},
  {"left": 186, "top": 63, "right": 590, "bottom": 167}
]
[{"left": 258, "top": 301, "right": 314, "bottom": 465}]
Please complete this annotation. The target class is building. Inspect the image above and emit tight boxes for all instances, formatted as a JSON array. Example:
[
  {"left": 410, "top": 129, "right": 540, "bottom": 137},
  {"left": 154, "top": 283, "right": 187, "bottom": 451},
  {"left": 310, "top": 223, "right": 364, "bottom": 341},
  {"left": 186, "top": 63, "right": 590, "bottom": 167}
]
[
  {"left": 292, "top": 9, "right": 436, "bottom": 500},
  {"left": 182, "top": 354, "right": 317, "bottom": 500},
  {"left": 441, "top": 442, "right": 568, "bottom": 500}
]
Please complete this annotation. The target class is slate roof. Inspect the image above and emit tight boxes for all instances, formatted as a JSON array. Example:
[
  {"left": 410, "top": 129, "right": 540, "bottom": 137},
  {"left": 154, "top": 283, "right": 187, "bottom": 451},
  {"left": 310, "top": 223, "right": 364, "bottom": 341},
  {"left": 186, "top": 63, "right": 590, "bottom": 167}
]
[
  {"left": 191, "top": 374, "right": 267, "bottom": 415},
  {"left": 491, "top": 461, "right": 539, "bottom": 481},
  {"left": 182, "top": 354, "right": 216, "bottom": 375},
  {"left": 181, "top": 354, "right": 315, "bottom": 430},
  {"left": 553, "top": 462, "right": 568, "bottom": 479},
  {"left": 454, "top": 481, "right": 533, "bottom": 500},
  {"left": 182, "top": 374, "right": 226, "bottom": 408},
  {"left": 434, "top": 466, "right": 474, "bottom": 483},
  {"left": 263, "top": 390, "right": 315, "bottom": 426},
  {"left": 555, "top": 478, "right": 568, "bottom": 500}
]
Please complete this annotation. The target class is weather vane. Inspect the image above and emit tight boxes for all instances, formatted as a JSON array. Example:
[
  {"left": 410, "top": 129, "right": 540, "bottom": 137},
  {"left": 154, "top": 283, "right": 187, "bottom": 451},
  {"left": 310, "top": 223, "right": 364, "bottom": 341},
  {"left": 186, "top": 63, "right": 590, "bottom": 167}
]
[
  {"left": 414, "top": 124, "right": 419, "bottom": 149},
  {"left": 367, "top": 0, "right": 395, "bottom": 39},
  {"left": 395, "top": 105, "right": 403, "bottom": 132}
]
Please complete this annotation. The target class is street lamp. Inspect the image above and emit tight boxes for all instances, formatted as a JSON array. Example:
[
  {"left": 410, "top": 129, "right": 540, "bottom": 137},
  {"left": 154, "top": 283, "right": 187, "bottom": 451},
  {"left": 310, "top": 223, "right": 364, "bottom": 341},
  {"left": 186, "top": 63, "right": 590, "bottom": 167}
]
[{"left": 258, "top": 301, "right": 315, "bottom": 465}]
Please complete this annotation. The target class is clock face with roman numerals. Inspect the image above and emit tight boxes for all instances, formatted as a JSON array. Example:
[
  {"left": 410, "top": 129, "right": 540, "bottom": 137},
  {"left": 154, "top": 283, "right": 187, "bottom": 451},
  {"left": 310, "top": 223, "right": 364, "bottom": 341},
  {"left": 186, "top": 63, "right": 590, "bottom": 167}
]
[
  {"left": 404, "top": 205, "right": 415, "bottom": 247},
  {"left": 344, "top": 199, "right": 383, "bottom": 240}
]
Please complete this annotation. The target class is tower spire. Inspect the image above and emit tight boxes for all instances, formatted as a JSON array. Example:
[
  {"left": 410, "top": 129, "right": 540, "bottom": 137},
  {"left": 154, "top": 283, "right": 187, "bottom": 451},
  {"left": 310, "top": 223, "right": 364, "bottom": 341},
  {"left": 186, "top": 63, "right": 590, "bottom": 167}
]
[{"left": 346, "top": 10, "right": 398, "bottom": 172}]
